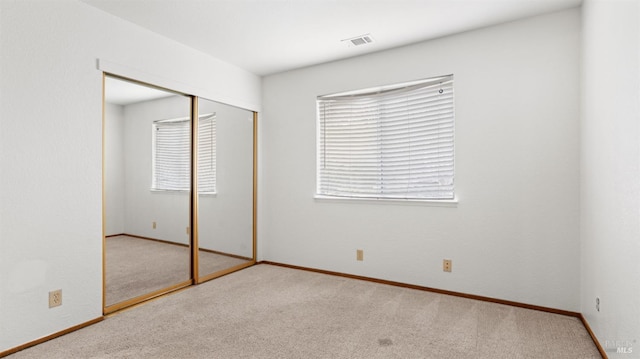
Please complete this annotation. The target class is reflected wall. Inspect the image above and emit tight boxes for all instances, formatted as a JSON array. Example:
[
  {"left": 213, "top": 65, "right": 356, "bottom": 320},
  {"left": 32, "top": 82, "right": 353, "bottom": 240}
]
[{"left": 197, "top": 99, "right": 254, "bottom": 280}]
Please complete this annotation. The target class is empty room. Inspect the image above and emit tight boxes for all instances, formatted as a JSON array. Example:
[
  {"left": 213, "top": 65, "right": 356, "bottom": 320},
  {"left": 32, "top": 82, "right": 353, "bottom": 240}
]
[{"left": 0, "top": 0, "right": 638, "bottom": 358}]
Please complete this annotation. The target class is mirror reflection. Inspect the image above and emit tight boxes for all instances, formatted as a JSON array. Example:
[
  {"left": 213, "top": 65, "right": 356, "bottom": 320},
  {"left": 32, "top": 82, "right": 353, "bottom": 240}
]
[
  {"left": 197, "top": 98, "right": 254, "bottom": 280},
  {"left": 104, "top": 76, "right": 192, "bottom": 308}
]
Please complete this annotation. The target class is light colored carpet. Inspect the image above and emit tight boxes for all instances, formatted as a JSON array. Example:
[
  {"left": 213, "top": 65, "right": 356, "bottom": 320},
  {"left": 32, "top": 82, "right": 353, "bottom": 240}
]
[
  {"left": 106, "top": 235, "right": 249, "bottom": 306},
  {"left": 10, "top": 264, "right": 601, "bottom": 358}
]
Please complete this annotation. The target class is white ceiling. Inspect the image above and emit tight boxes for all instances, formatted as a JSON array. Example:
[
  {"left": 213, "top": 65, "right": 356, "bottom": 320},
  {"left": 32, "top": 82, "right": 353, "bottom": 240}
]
[
  {"left": 105, "top": 76, "right": 176, "bottom": 105},
  {"left": 82, "top": 0, "right": 582, "bottom": 76}
]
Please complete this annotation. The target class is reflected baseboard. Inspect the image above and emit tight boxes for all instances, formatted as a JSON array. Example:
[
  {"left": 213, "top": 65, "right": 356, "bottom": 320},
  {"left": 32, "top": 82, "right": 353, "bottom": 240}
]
[
  {"left": 199, "top": 247, "right": 252, "bottom": 261},
  {"left": 111, "top": 233, "right": 189, "bottom": 247},
  {"left": 107, "top": 234, "right": 250, "bottom": 261},
  {"left": 105, "top": 233, "right": 125, "bottom": 238},
  {"left": 197, "top": 261, "right": 256, "bottom": 284},
  {"left": 108, "top": 233, "right": 251, "bottom": 260}
]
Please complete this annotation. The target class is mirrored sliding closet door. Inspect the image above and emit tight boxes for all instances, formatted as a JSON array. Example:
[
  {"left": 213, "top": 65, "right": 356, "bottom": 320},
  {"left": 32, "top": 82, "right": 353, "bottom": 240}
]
[
  {"left": 103, "top": 75, "right": 192, "bottom": 312},
  {"left": 195, "top": 98, "right": 255, "bottom": 282},
  {"left": 103, "top": 73, "right": 257, "bottom": 314}
]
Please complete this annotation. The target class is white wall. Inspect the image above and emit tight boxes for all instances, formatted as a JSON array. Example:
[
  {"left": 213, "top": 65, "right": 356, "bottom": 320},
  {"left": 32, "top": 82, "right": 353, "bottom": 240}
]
[
  {"left": 580, "top": 0, "right": 640, "bottom": 353},
  {"left": 105, "top": 103, "right": 126, "bottom": 235},
  {"left": 0, "top": 0, "right": 260, "bottom": 352},
  {"left": 261, "top": 9, "right": 581, "bottom": 311}
]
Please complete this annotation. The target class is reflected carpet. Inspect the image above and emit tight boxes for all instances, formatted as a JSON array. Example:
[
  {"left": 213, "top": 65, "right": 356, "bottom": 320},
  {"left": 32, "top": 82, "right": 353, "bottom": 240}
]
[{"left": 106, "top": 235, "right": 248, "bottom": 306}]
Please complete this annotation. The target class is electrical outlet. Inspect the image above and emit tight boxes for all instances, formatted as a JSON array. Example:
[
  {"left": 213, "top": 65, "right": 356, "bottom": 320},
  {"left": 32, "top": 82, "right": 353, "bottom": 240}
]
[
  {"left": 356, "top": 249, "right": 364, "bottom": 261},
  {"left": 443, "top": 259, "right": 452, "bottom": 272},
  {"left": 152, "top": 221, "right": 156, "bottom": 229},
  {"left": 49, "top": 289, "right": 62, "bottom": 308},
  {"left": 186, "top": 226, "right": 190, "bottom": 235},
  {"left": 596, "top": 297, "right": 600, "bottom": 312}
]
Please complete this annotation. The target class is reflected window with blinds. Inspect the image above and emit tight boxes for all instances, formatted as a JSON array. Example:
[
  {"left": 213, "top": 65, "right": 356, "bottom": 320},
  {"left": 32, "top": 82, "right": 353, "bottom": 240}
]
[
  {"left": 317, "top": 75, "right": 454, "bottom": 200},
  {"left": 152, "top": 114, "right": 216, "bottom": 193}
]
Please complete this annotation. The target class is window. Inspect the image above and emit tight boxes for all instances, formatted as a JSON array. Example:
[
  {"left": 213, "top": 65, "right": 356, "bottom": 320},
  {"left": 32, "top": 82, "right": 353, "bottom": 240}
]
[
  {"left": 317, "top": 75, "right": 454, "bottom": 200},
  {"left": 152, "top": 114, "right": 216, "bottom": 193}
]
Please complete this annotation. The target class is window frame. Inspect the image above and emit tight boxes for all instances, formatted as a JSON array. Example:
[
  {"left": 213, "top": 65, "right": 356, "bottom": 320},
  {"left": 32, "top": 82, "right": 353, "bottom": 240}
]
[{"left": 316, "top": 75, "right": 456, "bottom": 203}]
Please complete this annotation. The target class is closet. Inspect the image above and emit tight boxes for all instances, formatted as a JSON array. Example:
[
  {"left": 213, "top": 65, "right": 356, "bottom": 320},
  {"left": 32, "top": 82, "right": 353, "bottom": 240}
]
[{"left": 103, "top": 74, "right": 256, "bottom": 313}]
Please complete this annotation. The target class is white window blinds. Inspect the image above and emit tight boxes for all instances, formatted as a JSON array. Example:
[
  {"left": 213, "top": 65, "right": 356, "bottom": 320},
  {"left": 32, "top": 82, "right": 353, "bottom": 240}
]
[
  {"left": 152, "top": 114, "right": 216, "bottom": 193},
  {"left": 317, "top": 75, "right": 454, "bottom": 200},
  {"left": 196, "top": 114, "right": 216, "bottom": 193}
]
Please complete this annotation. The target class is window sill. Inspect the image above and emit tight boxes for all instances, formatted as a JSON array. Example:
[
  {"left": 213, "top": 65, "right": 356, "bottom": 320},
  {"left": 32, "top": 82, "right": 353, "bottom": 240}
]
[
  {"left": 150, "top": 189, "right": 217, "bottom": 197},
  {"left": 313, "top": 195, "right": 458, "bottom": 207}
]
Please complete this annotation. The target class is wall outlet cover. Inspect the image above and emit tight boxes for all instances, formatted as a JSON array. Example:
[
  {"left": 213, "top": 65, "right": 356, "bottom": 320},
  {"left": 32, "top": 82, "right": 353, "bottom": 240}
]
[
  {"left": 443, "top": 259, "right": 452, "bottom": 272},
  {"left": 49, "top": 289, "right": 62, "bottom": 308}
]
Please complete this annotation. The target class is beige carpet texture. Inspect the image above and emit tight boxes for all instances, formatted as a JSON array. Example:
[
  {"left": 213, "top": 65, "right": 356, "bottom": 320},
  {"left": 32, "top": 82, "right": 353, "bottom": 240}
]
[{"left": 9, "top": 264, "right": 601, "bottom": 358}]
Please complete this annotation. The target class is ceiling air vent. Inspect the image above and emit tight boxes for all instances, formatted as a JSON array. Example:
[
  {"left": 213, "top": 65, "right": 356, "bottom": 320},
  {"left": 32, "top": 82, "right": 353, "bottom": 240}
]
[{"left": 343, "top": 34, "right": 374, "bottom": 47}]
